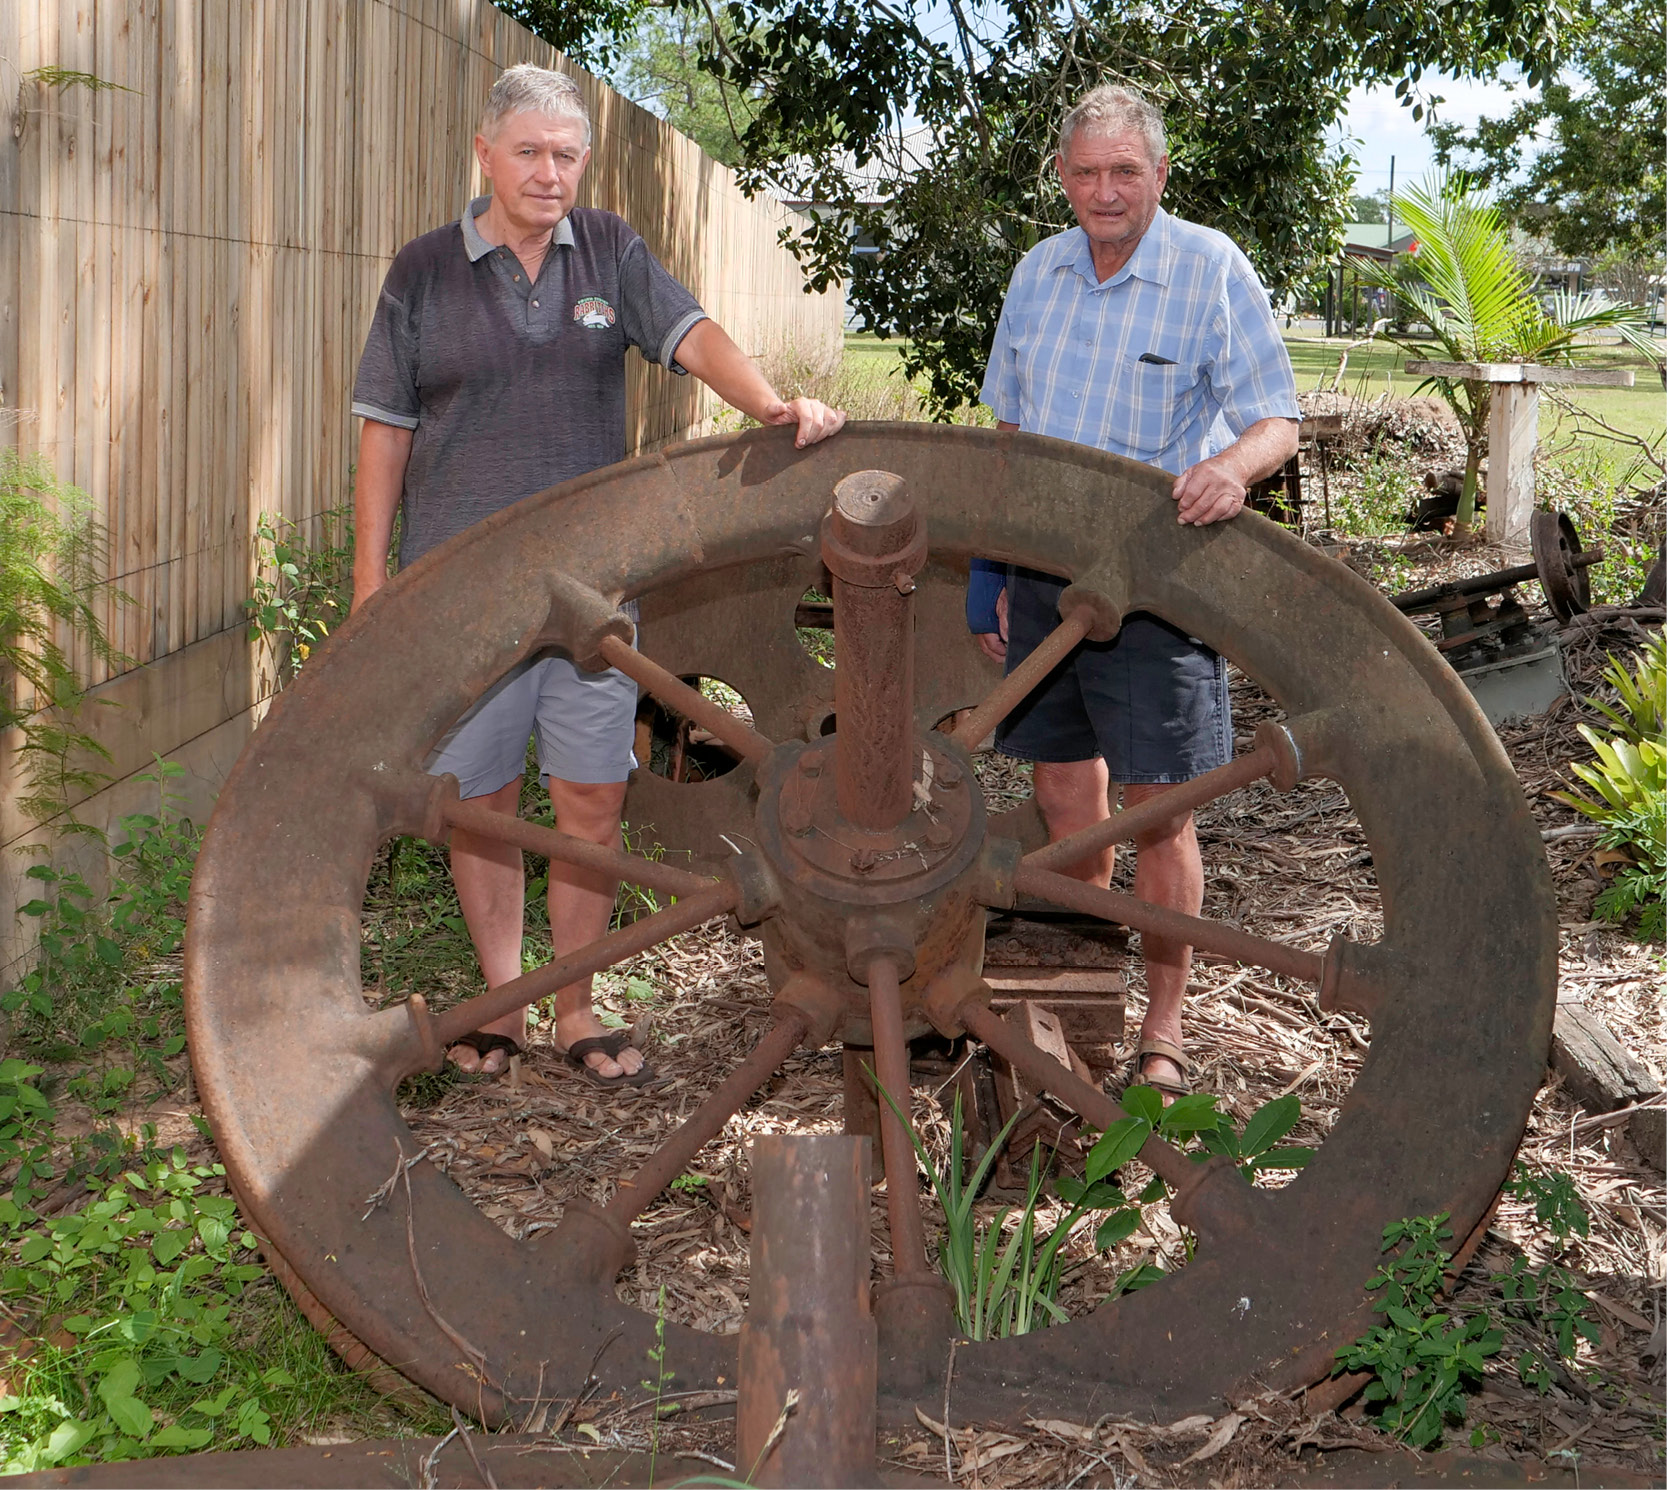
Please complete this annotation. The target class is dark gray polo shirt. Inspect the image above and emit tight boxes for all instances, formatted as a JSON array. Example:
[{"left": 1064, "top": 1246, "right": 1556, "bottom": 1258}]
[{"left": 352, "top": 198, "right": 707, "bottom": 567}]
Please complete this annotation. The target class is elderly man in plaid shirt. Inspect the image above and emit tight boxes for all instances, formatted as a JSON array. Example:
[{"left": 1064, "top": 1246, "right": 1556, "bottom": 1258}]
[{"left": 970, "top": 84, "right": 1300, "bottom": 1101}]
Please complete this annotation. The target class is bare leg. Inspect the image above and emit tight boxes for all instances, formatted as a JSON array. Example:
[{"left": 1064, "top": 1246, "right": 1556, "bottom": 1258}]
[
  {"left": 1031, "top": 758, "right": 1114, "bottom": 886},
  {"left": 448, "top": 777, "right": 531, "bottom": 1075},
  {"left": 1030, "top": 765, "right": 1200, "bottom": 1096},
  {"left": 1122, "top": 782, "right": 1202, "bottom": 1094},
  {"left": 545, "top": 778, "right": 643, "bottom": 1080}
]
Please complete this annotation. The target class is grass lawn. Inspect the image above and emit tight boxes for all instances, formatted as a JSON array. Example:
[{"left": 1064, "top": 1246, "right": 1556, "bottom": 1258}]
[
  {"left": 843, "top": 330, "right": 1665, "bottom": 457},
  {"left": 1282, "top": 330, "right": 1666, "bottom": 452}
]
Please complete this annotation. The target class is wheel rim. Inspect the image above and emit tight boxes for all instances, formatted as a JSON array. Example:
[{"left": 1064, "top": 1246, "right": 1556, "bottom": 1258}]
[{"left": 184, "top": 423, "right": 1556, "bottom": 1423}]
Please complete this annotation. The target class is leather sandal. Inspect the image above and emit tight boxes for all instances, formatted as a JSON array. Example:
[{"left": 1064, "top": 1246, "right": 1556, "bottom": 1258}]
[
  {"left": 1131, "top": 1036, "right": 1191, "bottom": 1101},
  {"left": 448, "top": 1030, "right": 522, "bottom": 1074},
  {"left": 561, "top": 1031, "right": 660, "bottom": 1089}
]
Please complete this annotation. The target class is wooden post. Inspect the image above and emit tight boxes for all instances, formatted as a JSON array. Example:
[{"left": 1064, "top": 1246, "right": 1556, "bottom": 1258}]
[
  {"left": 1406, "top": 361, "right": 1636, "bottom": 547},
  {"left": 1486, "top": 380, "right": 1540, "bottom": 545}
]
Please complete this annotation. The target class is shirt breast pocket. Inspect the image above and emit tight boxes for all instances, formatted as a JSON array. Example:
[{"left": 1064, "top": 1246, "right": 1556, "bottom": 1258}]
[{"left": 1119, "top": 353, "right": 1193, "bottom": 457}]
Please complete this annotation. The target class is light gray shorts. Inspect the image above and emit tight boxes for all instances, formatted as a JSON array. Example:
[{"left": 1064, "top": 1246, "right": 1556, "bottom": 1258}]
[{"left": 425, "top": 650, "right": 640, "bottom": 797}]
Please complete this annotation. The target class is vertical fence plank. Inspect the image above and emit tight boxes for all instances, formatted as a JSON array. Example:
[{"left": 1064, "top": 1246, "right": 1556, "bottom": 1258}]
[{"left": 4, "top": 0, "right": 842, "bottom": 855}]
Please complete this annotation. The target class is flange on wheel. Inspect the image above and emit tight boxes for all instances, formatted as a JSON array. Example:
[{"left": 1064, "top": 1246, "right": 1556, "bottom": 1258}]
[{"left": 185, "top": 423, "right": 1555, "bottom": 1432}]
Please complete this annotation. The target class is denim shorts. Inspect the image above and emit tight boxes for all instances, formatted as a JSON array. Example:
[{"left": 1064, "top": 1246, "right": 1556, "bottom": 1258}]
[
  {"left": 994, "top": 568, "right": 1231, "bottom": 784},
  {"left": 425, "top": 648, "right": 640, "bottom": 797}
]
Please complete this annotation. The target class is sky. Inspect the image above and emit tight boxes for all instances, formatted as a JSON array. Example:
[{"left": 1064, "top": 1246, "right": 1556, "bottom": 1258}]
[{"left": 1332, "top": 69, "right": 1535, "bottom": 198}]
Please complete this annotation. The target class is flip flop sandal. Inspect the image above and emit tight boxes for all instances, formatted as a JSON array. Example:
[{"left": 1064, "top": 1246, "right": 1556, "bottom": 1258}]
[
  {"left": 562, "top": 1031, "right": 660, "bottom": 1090},
  {"left": 1131, "top": 1036, "right": 1191, "bottom": 1100},
  {"left": 448, "top": 1030, "right": 522, "bottom": 1075}
]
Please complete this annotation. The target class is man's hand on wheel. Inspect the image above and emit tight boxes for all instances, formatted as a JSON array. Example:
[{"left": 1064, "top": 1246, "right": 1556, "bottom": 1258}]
[
  {"left": 1170, "top": 454, "right": 1247, "bottom": 526},
  {"left": 761, "top": 397, "right": 847, "bottom": 448}
]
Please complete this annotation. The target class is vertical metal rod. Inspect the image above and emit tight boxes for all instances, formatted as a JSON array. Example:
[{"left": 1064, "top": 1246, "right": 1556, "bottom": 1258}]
[
  {"left": 866, "top": 955, "right": 931, "bottom": 1279},
  {"left": 842, "top": 1046, "right": 885, "bottom": 1182},
  {"left": 825, "top": 471, "right": 922, "bottom": 831},
  {"left": 737, "top": 1135, "right": 877, "bottom": 1488}
]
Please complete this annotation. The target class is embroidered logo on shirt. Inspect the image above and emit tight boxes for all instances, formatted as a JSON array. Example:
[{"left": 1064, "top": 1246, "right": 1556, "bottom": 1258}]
[{"left": 574, "top": 296, "right": 616, "bottom": 329}]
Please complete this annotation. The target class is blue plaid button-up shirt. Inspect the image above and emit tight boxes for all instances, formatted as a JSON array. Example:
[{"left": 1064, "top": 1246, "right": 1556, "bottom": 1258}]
[{"left": 980, "top": 208, "right": 1298, "bottom": 476}]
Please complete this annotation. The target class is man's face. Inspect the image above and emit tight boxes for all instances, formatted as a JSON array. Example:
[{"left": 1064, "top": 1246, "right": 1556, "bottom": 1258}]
[
  {"left": 1056, "top": 127, "right": 1169, "bottom": 262},
  {"left": 474, "top": 111, "right": 591, "bottom": 234}
]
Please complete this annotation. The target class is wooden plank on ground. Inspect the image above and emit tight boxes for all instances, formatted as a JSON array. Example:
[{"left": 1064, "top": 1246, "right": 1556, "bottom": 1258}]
[{"left": 1551, "top": 1002, "right": 1662, "bottom": 1115}]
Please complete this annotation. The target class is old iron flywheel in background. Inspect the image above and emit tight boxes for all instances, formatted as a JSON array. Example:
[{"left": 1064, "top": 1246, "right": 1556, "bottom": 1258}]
[{"left": 183, "top": 423, "right": 1556, "bottom": 1432}]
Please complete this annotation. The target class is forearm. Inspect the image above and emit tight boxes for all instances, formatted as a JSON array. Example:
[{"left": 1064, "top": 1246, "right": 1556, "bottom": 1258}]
[
  {"left": 674, "top": 318, "right": 781, "bottom": 422},
  {"left": 1210, "top": 417, "right": 1299, "bottom": 486},
  {"left": 353, "top": 421, "right": 412, "bottom": 610}
]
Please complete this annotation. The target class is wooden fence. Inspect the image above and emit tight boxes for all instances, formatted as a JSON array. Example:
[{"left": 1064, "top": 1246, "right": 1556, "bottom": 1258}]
[{"left": 0, "top": 0, "right": 843, "bottom": 965}]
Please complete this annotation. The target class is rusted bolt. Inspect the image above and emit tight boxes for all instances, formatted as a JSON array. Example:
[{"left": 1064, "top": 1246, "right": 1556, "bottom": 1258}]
[
  {"left": 924, "top": 819, "right": 954, "bottom": 849},
  {"left": 849, "top": 848, "right": 878, "bottom": 874},
  {"left": 935, "top": 759, "right": 962, "bottom": 789},
  {"left": 892, "top": 569, "right": 917, "bottom": 595}
]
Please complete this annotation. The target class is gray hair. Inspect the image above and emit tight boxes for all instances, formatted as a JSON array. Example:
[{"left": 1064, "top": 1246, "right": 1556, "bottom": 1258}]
[
  {"left": 1058, "top": 84, "right": 1166, "bottom": 164},
  {"left": 480, "top": 63, "right": 591, "bottom": 144}
]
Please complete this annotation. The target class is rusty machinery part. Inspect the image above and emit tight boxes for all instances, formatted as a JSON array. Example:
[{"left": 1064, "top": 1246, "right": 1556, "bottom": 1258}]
[
  {"left": 184, "top": 424, "right": 1555, "bottom": 1433},
  {"left": 1390, "top": 511, "right": 1600, "bottom": 632},
  {"left": 1529, "top": 509, "right": 1594, "bottom": 624}
]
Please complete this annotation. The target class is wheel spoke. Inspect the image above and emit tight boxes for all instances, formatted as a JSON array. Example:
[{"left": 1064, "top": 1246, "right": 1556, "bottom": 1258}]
[
  {"left": 865, "top": 954, "right": 933, "bottom": 1280},
  {"left": 597, "top": 634, "right": 776, "bottom": 764},
  {"left": 1025, "top": 728, "right": 1289, "bottom": 876},
  {"left": 1012, "top": 863, "right": 1325, "bottom": 986},
  {"left": 442, "top": 797, "right": 718, "bottom": 900},
  {"left": 948, "top": 608, "right": 1092, "bottom": 749},
  {"left": 956, "top": 999, "right": 1193, "bottom": 1190},
  {"left": 606, "top": 1009, "right": 811, "bottom": 1224},
  {"left": 429, "top": 882, "right": 736, "bottom": 1047}
]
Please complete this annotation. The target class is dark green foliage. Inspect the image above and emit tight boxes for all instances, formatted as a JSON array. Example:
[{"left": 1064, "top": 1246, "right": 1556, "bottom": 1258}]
[
  {"left": 680, "top": 0, "right": 1572, "bottom": 412},
  {"left": 1504, "top": 1162, "right": 1591, "bottom": 1247}
]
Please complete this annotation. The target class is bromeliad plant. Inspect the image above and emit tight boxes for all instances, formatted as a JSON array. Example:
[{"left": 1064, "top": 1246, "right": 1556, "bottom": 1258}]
[
  {"left": 1350, "top": 173, "right": 1655, "bottom": 532},
  {"left": 1555, "top": 634, "right": 1667, "bottom": 940}
]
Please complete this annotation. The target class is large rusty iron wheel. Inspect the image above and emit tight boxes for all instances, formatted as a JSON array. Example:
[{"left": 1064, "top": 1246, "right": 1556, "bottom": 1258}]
[{"left": 184, "top": 424, "right": 1555, "bottom": 1429}]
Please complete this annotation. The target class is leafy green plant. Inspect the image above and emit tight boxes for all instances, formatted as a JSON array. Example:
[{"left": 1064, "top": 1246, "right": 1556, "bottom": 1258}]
[
  {"left": 889, "top": 1079, "right": 1311, "bottom": 1339},
  {"left": 244, "top": 508, "right": 354, "bottom": 694},
  {"left": 1351, "top": 174, "right": 1656, "bottom": 530},
  {"left": 1, "top": 449, "right": 129, "bottom": 829},
  {"left": 0, "top": 1152, "right": 285, "bottom": 1471},
  {"left": 1495, "top": 1255, "right": 1601, "bottom": 1393},
  {"left": 1334, "top": 1214, "right": 1504, "bottom": 1449},
  {"left": 5, "top": 761, "right": 199, "bottom": 1067},
  {"left": 1582, "top": 633, "right": 1665, "bottom": 746},
  {"left": 1503, "top": 1162, "right": 1591, "bottom": 1247},
  {"left": 1496, "top": 1163, "right": 1600, "bottom": 1394},
  {"left": 1554, "top": 724, "right": 1665, "bottom": 940}
]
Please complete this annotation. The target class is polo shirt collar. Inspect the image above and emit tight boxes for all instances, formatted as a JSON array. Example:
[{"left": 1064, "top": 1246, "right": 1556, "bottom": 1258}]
[
  {"left": 460, "top": 194, "right": 576, "bottom": 262},
  {"left": 1061, "top": 206, "right": 1176, "bottom": 290}
]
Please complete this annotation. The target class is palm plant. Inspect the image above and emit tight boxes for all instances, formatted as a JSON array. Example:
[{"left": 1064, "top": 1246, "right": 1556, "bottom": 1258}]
[{"left": 1353, "top": 174, "right": 1657, "bottom": 532}]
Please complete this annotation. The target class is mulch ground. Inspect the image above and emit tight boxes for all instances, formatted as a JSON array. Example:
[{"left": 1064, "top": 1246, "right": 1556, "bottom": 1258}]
[{"left": 382, "top": 571, "right": 1663, "bottom": 1486}]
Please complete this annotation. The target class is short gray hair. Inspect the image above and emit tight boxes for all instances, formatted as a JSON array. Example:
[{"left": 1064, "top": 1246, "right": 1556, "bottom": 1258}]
[
  {"left": 480, "top": 63, "right": 591, "bottom": 144},
  {"left": 1058, "top": 84, "right": 1166, "bottom": 164}
]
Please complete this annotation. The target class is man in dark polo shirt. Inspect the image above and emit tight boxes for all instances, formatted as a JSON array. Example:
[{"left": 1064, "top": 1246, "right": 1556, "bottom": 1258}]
[{"left": 351, "top": 63, "right": 844, "bottom": 1082}]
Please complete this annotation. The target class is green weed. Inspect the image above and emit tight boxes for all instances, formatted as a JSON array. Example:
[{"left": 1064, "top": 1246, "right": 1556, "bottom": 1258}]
[
  {"left": 1334, "top": 1214, "right": 1504, "bottom": 1449},
  {"left": 244, "top": 509, "right": 355, "bottom": 694}
]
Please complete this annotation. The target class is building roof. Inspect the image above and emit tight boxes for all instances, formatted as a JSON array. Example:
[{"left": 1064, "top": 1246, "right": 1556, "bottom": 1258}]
[{"left": 1342, "top": 222, "right": 1418, "bottom": 256}]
